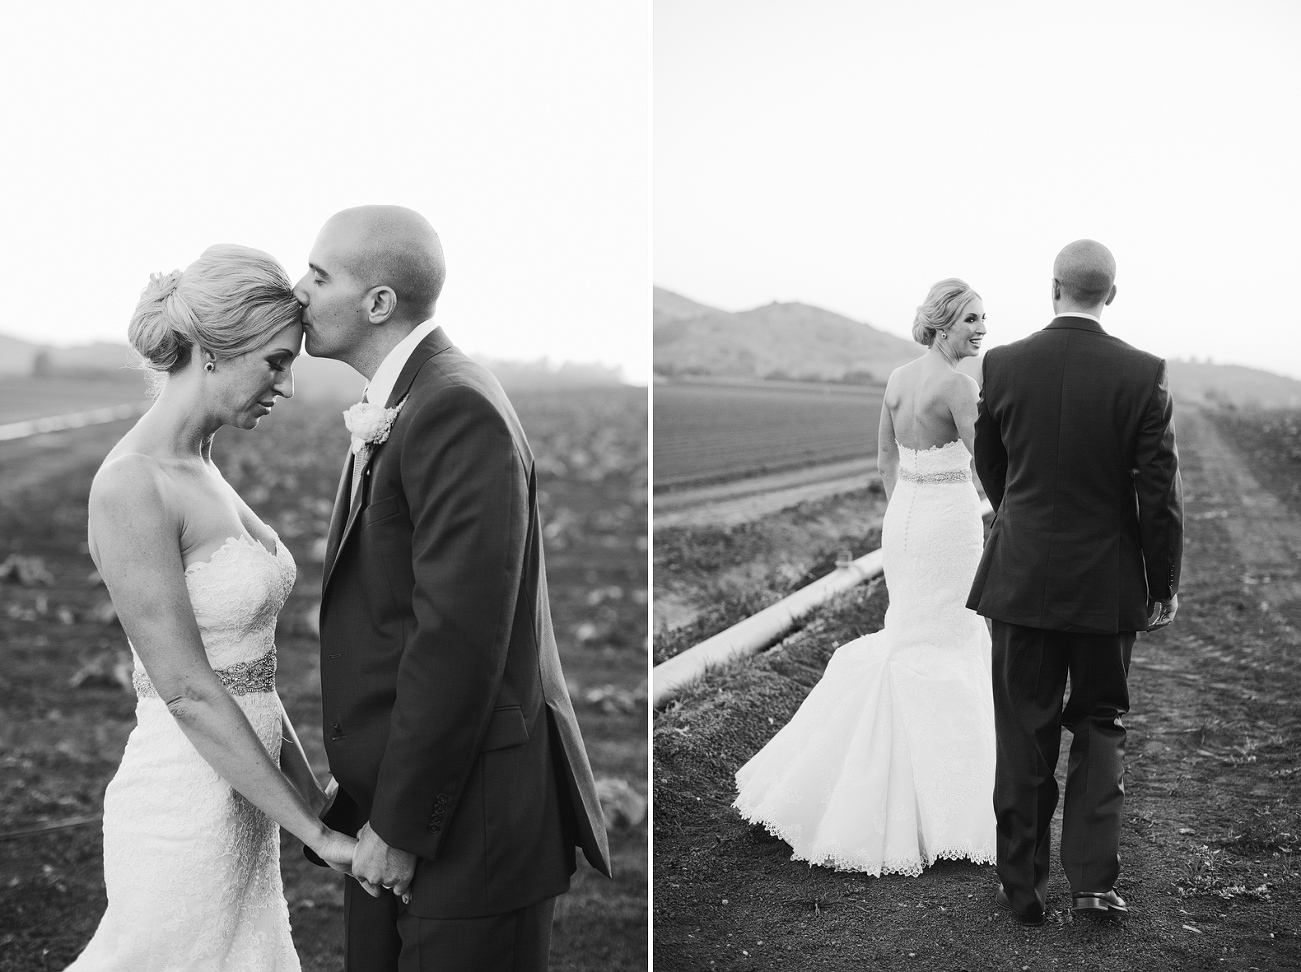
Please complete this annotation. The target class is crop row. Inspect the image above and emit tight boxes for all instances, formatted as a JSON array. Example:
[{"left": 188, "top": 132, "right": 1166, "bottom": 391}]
[{"left": 653, "top": 380, "right": 883, "bottom": 488}]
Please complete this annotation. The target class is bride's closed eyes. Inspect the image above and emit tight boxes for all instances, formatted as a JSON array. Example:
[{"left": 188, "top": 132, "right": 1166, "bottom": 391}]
[{"left": 266, "top": 350, "right": 296, "bottom": 373}]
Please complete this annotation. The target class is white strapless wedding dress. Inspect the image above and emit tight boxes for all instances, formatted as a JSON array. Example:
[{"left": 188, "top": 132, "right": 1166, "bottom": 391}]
[
  {"left": 68, "top": 533, "right": 301, "bottom": 971},
  {"left": 734, "top": 439, "right": 997, "bottom": 876}
]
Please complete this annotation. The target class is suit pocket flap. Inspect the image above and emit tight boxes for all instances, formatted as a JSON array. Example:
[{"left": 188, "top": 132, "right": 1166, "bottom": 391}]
[
  {"left": 481, "top": 705, "right": 529, "bottom": 752},
  {"left": 363, "top": 494, "right": 401, "bottom": 524}
]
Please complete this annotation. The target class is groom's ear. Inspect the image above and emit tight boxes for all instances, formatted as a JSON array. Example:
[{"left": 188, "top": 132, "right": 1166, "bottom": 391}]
[
  {"left": 1051, "top": 278, "right": 1061, "bottom": 302},
  {"left": 1104, "top": 284, "right": 1117, "bottom": 306},
  {"left": 365, "top": 286, "right": 399, "bottom": 325}
]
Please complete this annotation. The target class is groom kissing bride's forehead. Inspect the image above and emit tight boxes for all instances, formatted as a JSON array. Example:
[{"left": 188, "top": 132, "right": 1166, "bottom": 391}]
[{"left": 297, "top": 205, "right": 611, "bottom": 972}]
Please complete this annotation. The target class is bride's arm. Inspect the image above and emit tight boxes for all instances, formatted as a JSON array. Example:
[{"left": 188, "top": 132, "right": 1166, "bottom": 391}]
[
  {"left": 947, "top": 374, "right": 982, "bottom": 494},
  {"left": 88, "top": 457, "right": 354, "bottom": 869},
  {"left": 949, "top": 372, "right": 980, "bottom": 457},
  {"left": 877, "top": 395, "right": 900, "bottom": 501}
]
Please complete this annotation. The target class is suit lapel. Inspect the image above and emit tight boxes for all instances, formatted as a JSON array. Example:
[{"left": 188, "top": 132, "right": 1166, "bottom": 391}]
[
  {"left": 321, "top": 327, "right": 455, "bottom": 595},
  {"left": 322, "top": 451, "right": 355, "bottom": 591}
]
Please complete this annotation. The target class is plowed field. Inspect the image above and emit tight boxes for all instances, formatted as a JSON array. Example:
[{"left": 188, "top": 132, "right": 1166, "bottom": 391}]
[
  {"left": 653, "top": 379, "right": 883, "bottom": 491},
  {"left": 0, "top": 385, "right": 648, "bottom": 972}
]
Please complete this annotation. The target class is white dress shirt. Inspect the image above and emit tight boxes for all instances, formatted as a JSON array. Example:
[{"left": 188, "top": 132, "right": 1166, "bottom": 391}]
[
  {"left": 1055, "top": 311, "right": 1102, "bottom": 325},
  {"left": 363, "top": 318, "right": 441, "bottom": 406}
]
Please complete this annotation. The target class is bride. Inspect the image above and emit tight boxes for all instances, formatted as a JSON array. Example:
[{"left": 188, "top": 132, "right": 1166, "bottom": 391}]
[
  {"left": 67, "top": 245, "right": 356, "bottom": 971},
  {"left": 734, "top": 278, "right": 997, "bottom": 876}
]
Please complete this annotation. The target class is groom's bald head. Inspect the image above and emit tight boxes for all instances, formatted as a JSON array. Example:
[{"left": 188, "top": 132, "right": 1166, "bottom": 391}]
[
  {"left": 324, "top": 205, "right": 446, "bottom": 323},
  {"left": 1053, "top": 240, "right": 1116, "bottom": 309}
]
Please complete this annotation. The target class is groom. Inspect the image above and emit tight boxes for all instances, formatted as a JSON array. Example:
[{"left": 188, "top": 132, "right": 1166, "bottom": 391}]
[
  {"left": 295, "top": 205, "right": 611, "bottom": 971},
  {"left": 968, "top": 240, "right": 1182, "bottom": 925}
]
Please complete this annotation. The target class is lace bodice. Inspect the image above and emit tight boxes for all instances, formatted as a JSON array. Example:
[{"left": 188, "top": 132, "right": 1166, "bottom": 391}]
[
  {"left": 130, "top": 533, "right": 295, "bottom": 692},
  {"left": 185, "top": 533, "right": 294, "bottom": 665},
  {"left": 896, "top": 438, "right": 972, "bottom": 484}
]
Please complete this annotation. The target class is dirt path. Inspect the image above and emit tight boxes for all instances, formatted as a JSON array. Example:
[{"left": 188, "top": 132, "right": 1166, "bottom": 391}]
[
  {"left": 653, "top": 406, "right": 1301, "bottom": 971},
  {"left": 654, "top": 459, "right": 877, "bottom": 530}
]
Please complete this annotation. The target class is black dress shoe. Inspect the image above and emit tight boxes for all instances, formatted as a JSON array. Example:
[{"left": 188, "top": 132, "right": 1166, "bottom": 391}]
[
  {"left": 1072, "top": 890, "right": 1129, "bottom": 917},
  {"left": 996, "top": 885, "right": 1045, "bottom": 926}
]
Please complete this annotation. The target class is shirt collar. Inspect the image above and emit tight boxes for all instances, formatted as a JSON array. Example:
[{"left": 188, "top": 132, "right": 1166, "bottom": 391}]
[
  {"left": 364, "top": 318, "right": 440, "bottom": 407},
  {"left": 1054, "top": 310, "right": 1102, "bottom": 325}
]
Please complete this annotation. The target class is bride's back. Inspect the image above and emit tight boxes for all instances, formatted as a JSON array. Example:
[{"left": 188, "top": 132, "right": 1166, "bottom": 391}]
[{"left": 884, "top": 355, "right": 969, "bottom": 451}]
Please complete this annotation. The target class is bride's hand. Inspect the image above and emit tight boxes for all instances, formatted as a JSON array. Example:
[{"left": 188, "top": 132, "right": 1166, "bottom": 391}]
[{"left": 313, "top": 829, "right": 358, "bottom": 877}]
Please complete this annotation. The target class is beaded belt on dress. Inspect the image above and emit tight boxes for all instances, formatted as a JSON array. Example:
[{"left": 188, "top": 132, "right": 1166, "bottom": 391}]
[
  {"left": 133, "top": 649, "right": 277, "bottom": 700},
  {"left": 898, "top": 467, "right": 971, "bottom": 484}
]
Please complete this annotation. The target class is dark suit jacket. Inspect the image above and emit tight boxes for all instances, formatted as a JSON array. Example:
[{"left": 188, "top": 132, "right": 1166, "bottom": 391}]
[
  {"left": 967, "top": 316, "right": 1183, "bottom": 633},
  {"left": 315, "top": 326, "right": 611, "bottom": 919}
]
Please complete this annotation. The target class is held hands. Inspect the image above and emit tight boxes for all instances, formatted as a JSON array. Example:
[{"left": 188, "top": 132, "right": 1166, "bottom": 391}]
[
  {"left": 312, "top": 828, "right": 359, "bottom": 879},
  {"left": 1147, "top": 593, "right": 1179, "bottom": 630},
  {"left": 352, "top": 821, "right": 417, "bottom": 903}
]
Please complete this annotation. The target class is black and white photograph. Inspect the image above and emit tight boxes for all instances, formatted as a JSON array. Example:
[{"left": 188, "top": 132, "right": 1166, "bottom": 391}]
[
  {"left": 0, "top": 4, "right": 648, "bottom": 971},
  {"left": 653, "top": 2, "right": 1301, "bottom": 969}
]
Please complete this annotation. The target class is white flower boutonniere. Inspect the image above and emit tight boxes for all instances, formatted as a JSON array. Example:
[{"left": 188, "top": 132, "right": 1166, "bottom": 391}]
[{"left": 342, "top": 397, "right": 407, "bottom": 455}]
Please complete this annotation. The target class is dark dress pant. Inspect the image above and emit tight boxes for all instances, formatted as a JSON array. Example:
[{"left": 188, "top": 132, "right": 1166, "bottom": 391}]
[
  {"left": 344, "top": 881, "right": 557, "bottom": 972},
  {"left": 990, "top": 620, "right": 1135, "bottom": 915}
]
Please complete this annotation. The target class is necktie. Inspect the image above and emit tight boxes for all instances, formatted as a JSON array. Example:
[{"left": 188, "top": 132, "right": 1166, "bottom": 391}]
[{"left": 350, "top": 443, "right": 370, "bottom": 509}]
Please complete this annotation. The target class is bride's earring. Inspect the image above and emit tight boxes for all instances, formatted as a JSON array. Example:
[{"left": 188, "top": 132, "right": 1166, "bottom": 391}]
[{"left": 204, "top": 360, "right": 215, "bottom": 373}]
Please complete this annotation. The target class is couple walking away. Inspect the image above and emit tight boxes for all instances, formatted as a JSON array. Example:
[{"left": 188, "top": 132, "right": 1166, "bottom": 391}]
[
  {"left": 66, "top": 205, "right": 611, "bottom": 972},
  {"left": 735, "top": 240, "right": 1183, "bottom": 925}
]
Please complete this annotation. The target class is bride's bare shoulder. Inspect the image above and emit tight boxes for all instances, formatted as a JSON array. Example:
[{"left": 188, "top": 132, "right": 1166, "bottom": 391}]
[
  {"left": 930, "top": 370, "right": 979, "bottom": 416},
  {"left": 945, "top": 368, "right": 980, "bottom": 395},
  {"left": 90, "top": 452, "right": 179, "bottom": 527},
  {"left": 94, "top": 448, "right": 165, "bottom": 489},
  {"left": 885, "top": 356, "right": 925, "bottom": 399}
]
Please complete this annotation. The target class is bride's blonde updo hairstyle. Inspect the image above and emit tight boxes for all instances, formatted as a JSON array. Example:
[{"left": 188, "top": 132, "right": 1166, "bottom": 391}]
[
  {"left": 912, "top": 278, "right": 980, "bottom": 347},
  {"left": 129, "top": 244, "right": 301, "bottom": 376}
]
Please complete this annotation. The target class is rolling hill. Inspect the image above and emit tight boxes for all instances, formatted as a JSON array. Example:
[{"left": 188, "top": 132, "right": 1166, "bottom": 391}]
[
  {"left": 654, "top": 286, "right": 919, "bottom": 384},
  {"left": 653, "top": 287, "right": 1301, "bottom": 408},
  {"left": 0, "top": 334, "right": 42, "bottom": 375}
]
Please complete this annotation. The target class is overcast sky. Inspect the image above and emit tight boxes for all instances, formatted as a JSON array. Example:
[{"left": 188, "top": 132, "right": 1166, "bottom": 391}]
[
  {"left": 656, "top": 0, "right": 1301, "bottom": 380},
  {"left": 0, "top": 1, "right": 649, "bottom": 383}
]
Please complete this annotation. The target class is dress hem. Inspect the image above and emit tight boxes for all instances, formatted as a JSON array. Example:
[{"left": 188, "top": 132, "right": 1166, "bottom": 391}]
[{"left": 733, "top": 797, "right": 996, "bottom": 878}]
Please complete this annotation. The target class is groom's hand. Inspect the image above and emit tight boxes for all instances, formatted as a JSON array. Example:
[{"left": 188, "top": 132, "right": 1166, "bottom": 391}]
[
  {"left": 352, "top": 820, "right": 417, "bottom": 902},
  {"left": 1147, "top": 593, "right": 1179, "bottom": 630}
]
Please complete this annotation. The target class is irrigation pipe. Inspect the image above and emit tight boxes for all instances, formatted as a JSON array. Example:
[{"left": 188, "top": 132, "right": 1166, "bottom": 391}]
[
  {"left": 0, "top": 815, "right": 101, "bottom": 842},
  {"left": 652, "top": 498, "right": 994, "bottom": 708},
  {"left": 0, "top": 402, "right": 148, "bottom": 442}
]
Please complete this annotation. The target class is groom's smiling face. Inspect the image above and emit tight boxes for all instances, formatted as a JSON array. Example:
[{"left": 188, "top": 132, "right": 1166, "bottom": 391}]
[{"left": 293, "top": 221, "right": 372, "bottom": 361}]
